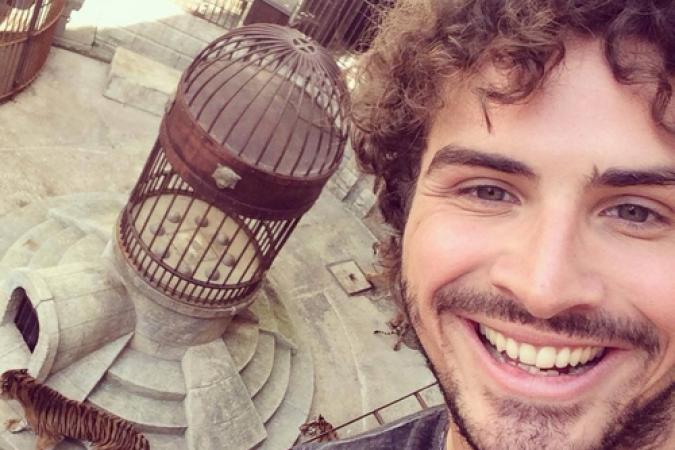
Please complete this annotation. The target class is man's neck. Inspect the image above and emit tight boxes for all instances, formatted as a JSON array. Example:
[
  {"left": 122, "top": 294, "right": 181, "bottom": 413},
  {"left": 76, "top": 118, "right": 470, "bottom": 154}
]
[{"left": 445, "top": 421, "right": 470, "bottom": 450}]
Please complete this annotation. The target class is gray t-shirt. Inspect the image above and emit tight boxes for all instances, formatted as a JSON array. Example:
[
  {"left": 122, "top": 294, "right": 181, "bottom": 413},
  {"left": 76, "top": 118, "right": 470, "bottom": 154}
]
[{"left": 294, "top": 406, "right": 449, "bottom": 450}]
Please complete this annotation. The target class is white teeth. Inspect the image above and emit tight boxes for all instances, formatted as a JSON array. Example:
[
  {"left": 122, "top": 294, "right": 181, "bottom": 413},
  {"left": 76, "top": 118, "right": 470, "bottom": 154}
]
[
  {"left": 555, "top": 347, "right": 571, "bottom": 368},
  {"left": 535, "top": 346, "right": 556, "bottom": 369},
  {"left": 506, "top": 338, "right": 519, "bottom": 360},
  {"left": 579, "top": 347, "right": 592, "bottom": 365},
  {"left": 487, "top": 327, "right": 496, "bottom": 344},
  {"left": 569, "top": 348, "right": 583, "bottom": 367},
  {"left": 478, "top": 323, "right": 605, "bottom": 372},
  {"left": 518, "top": 343, "right": 537, "bottom": 365},
  {"left": 495, "top": 333, "right": 506, "bottom": 352}
]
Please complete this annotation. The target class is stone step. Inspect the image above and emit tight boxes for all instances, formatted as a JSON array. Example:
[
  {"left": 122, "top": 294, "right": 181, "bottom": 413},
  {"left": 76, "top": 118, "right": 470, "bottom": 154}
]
[
  {"left": 58, "top": 234, "right": 107, "bottom": 266},
  {"left": 223, "top": 315, "right": 260, "bottom": 371},
  {"left": 88, "top": 0, "right": 224, "bottom": 70},
  {"left": 0, "top": 219, "right": 66, "bottom": 269},
  {"left": 47, "top": 333, "right": 133, "bottom": 403},
  {"left": 0, "top": 432, "right": 85, "bottom": 450},
  {"left": 47, "top": 192, "right": 126, "bottom": 242},
  {"left": 257, "top": 342, "right": 315, "bottom": 450},
  {"left": 145, "top": 432, "right": 188, "bottom": 450},
  {"left": 28, "top": 226, "right": 85, "bottom": 269},
  {"left": 240, "top": 332, "right": 276, "bottom": 398},
  {"left": 0, "top": 202, "right": 49, "bottom": 260},
  {"left": 106, "top": 347, "right": 185, "bottom": 401},
  {"left": 87, "top": 378, "right": 187, "bottom": 434},
  {"left": 104, "top": 46, "right": 182, "bottom": 116},
  {"left": 253, "top": 343, "right": 292, "bottom": 424}
]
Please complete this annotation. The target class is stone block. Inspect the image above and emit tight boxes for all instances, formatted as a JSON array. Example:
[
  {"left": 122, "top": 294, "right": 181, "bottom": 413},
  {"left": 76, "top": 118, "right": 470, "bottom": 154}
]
[
  {"left": 104, "top": 47, "right": 181, "bottom": 116},
  {"left": 158, "top": 13, "right": 225, "bottom": 44},
  {"left": 97, "top": 26, "right": 136, "bottom": 49},
  {"left": 46, "top": 333, "right": 132, "bottom": 401},
  {"left": 222, "top": 316, "right": 259, "bottom": 371},
  {"left": 240, "top": 333, "right": 276, "bottom": 397},
  {"left": 88, "top": 381, "right": 187, "bottom": 433},
  {"left": 58, "top": 234, "right": 106, "bottom": 266},
  {"left": 128, "top": 21, "right": 205, "bottom": 58},
  {"left": 336, "top": 166, "right": 360, "bottom": 192},
  {"left": 129, "top": 35, "right": 182, "bottom": 68},
  {"left": 54, "top": 26, "right": 96, "bottom": 52},
  {"left": 256, "top": 343, "right": 314, "bottom": 450},
  {"left": 351, "top": 187, "right": 377, "bottom": 218},
  {"left": 252, "top": 345, "right": 291, "bottom": 423},
  {"left": 183, "top": 340, "right": 267, "bottom": 450},
  {"left": 107, "top": 348, "right": 185, "bottom": 401}
]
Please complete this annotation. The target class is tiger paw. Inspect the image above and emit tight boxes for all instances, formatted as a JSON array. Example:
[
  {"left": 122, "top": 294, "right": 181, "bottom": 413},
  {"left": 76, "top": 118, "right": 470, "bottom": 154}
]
[{"left": 4, "top": 418, "right": 29, "bottom": 433}]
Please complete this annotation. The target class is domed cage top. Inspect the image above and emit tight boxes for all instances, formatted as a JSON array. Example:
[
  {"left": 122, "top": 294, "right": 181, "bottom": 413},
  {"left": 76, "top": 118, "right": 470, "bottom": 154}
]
[
  {"left": 181, "top": 24, "right": 348, "bottom": 180},
  {"left": 0, "top": 0, "right": 65, "bottom": 102},
  {"left": 118, "top": 24, "right": 350, "bottom": 308}
]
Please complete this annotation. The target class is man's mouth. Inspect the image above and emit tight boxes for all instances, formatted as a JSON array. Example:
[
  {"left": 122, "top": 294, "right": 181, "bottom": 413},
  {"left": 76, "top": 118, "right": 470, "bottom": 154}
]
[
  {"left": 451, "top": 317, "right": 626, "bottom": 400},
  {"left": 476, "top": 323, "right": 606, "bottom": 377}
]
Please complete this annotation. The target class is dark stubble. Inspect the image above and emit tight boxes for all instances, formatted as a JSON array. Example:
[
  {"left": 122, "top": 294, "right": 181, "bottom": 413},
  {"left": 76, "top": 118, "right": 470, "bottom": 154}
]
[{"left": 402, "top": 283, "right": 674, "bottom": 450}]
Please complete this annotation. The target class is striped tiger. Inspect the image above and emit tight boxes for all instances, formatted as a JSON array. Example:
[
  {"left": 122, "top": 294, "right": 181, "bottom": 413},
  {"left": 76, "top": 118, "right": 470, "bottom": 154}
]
[{"left": 1, "top": 369, "right": 149, "bottom": 450}]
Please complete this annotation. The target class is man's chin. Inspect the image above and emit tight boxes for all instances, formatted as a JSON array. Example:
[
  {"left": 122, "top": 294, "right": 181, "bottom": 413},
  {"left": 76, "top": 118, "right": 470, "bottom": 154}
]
[
  {"left": 431, "top": 363, "right": 600, "bottom": 450},
  {"left": 424, "top": 333, "right": 673, "bottom": 450}
]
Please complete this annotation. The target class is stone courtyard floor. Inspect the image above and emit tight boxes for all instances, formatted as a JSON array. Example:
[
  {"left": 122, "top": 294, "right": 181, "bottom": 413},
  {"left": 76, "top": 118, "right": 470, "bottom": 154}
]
[{"left": 0, "top": 47, "right": 441, "bottom": 448}]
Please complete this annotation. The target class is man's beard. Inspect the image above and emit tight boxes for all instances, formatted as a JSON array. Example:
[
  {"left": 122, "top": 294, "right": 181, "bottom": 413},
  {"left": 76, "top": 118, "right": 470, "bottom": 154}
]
[{"left": 401, "top": 282, "right": 674, "bottom": 450}]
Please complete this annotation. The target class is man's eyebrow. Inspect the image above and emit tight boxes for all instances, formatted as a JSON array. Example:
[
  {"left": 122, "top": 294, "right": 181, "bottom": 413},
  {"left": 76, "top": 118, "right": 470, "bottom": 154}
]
[
  {"left": 426, "top": 145, "right": 536, "bottom": 178},
  {"left": 591, "top": 168, "right": 675, "bottom": 187}
]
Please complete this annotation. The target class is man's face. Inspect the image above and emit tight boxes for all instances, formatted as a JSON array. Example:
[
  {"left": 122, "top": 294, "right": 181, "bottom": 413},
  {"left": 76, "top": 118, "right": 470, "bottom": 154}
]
[{"left": 402, "top": 40, "right": 674, "bottom": 450}]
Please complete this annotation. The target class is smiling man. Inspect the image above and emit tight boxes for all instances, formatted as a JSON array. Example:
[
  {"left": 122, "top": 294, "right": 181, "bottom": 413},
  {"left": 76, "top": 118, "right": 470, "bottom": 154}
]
[{"left": 295, "top": 1, "right": 674, "bottom": 449}]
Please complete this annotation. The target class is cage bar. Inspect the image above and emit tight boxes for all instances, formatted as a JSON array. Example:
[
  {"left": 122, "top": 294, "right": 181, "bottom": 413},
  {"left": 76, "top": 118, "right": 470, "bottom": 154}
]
[
  {"left": 0, "top": 0, "right": 65, "bottom": 102},
  {"left": 117, "top": 24, "right": 349, "bottom": 308}
]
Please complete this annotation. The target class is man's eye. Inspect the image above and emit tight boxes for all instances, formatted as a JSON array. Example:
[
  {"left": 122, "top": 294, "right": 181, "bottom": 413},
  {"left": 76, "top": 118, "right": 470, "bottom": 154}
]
[
  {"left": 616, "top": 204, "right": 650, "bottom": 223},
  {"left": 602, "top": 203, "right": 667, "bottom": 227},
  {"left": 458, "top": 185, "right": 516, "bottom": 203}
]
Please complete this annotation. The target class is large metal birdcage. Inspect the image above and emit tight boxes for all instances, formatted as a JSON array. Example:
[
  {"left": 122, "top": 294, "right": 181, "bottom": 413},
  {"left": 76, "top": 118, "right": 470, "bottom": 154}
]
[
  {"left": 0, "top": 0, "right": 65, "bottom": 101},
  {"left": 117, "top": 24, "right": 349, "bottom": 308}
]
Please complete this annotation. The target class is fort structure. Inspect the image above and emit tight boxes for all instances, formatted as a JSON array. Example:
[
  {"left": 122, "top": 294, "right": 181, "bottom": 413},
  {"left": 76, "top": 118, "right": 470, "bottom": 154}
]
[{"left": 0, "top": 3, "right": 442, "bottom": 449}]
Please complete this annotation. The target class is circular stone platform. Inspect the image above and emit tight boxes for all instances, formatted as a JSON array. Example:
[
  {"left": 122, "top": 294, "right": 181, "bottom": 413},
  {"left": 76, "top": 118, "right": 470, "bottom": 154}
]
[{"left": 0, "top": 193, "right": 313, "bottom": 450}]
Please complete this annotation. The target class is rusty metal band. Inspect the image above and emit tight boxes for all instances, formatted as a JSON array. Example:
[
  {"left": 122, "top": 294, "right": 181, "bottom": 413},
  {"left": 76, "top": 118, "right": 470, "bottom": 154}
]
[
  {"left": 161, "top": 89, "right": 334, "bottom": 220},
  {"left": 0, "top": 0, "right": 65, "bottom": 102}
]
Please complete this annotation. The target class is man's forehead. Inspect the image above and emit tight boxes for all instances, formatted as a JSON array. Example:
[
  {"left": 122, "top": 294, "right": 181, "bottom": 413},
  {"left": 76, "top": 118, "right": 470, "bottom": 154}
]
[{"left": 427, "top": 39, "right": 675, "bottom": 168}]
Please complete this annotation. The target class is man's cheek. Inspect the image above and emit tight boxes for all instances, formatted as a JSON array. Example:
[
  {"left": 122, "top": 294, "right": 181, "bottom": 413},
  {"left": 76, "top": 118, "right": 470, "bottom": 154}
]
[{"left": 404, "top": 220, "right": 496, "bottom": 302}]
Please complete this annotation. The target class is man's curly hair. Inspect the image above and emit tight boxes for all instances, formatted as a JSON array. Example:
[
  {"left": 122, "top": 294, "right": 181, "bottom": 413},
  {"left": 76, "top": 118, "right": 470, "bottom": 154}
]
[{"left": 351, "top": 0, "right": 675, "bottom": 286}]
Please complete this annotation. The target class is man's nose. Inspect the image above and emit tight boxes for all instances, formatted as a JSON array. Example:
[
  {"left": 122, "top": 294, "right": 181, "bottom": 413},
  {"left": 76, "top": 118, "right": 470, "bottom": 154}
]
[{"left": 488, "top": 207, "right": 605, "bottom": 319}]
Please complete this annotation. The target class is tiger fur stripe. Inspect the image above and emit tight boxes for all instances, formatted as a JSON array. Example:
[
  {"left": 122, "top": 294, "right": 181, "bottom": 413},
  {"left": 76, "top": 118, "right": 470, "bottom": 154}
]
[{"left": 1, "top": 369, "right": 149, "bottom": 450}]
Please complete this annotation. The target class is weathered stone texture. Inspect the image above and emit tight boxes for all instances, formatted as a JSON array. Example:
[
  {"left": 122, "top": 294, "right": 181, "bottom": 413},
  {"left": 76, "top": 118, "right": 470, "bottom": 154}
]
[
  {"left": 183, "top": 340, "right": 267, "bottom": 450},
  {"left": 104, "top": 47, "right": 181, "bottom": 116}
]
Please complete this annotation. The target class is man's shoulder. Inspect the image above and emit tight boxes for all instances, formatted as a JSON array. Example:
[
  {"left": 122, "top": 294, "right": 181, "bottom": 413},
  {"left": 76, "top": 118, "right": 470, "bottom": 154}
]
[{"left": 293, "top": 406, "right": 448, "bottom": 450}]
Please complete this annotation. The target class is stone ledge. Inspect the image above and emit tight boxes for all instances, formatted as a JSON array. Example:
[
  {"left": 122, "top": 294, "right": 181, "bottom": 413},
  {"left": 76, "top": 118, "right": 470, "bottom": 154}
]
[
  {"left": 28, "top": 227, "right": 84, "bottom": 269},
  {"left": 222, "top": 315, "right": 260, "bottom": 371},
  {"left": 240, "top": 333, "right": 276, "bottom": 397},
  {"left": 183, "top": 340, "right": 266, "bottom": 450},
  {"left": 103, "top": 47, "right": 181, "bottom": 116},
  {"left": 107, "top": 347, "right": 186, "bottom": 401},
  {"left": 253, "top": 344, "right": 291, "bottom": 423},
  {"left": 46, "top": 333, "right": 132, "bottom": 402},
  {"left": 87, "top": 380, "right": 187, "bottom": 433},
  {"left": 257, "top": 341, "right": 314, "bottom": 450}
]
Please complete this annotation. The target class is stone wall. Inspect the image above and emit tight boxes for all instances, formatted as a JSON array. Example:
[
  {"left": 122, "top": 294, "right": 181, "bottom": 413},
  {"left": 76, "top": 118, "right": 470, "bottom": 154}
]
[
  {"left": 55, "top": 0, "right": 378, "bottom": 219},
  {"left": 54, "top": 0, "right": 226, "bottom": 70},
  {"left": 326, "top": 141, "right": 378, "bottom": 219}
]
